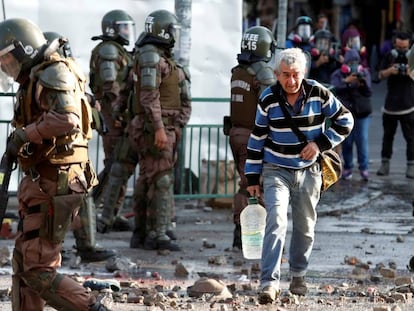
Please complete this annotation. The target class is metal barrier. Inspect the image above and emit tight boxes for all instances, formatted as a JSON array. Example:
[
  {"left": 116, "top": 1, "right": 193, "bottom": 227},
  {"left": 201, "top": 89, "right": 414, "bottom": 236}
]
[
  {"left": 174, "top": 123, "right": 238, "bottom": 200},
  {"left": 0, "top": 94, "right": 239, "bottom": 201}
]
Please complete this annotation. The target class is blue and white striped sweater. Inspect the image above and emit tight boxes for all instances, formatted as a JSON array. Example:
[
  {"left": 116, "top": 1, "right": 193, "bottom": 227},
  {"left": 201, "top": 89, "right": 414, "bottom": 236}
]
[{"left": 245, "top": 79, "right": 354, "bottom": 185}]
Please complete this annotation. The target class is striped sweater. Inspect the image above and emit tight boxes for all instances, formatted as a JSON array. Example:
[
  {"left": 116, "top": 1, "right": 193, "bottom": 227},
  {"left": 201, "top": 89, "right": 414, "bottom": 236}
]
[{"left": 245, "top": 79, "right": 354, "bottom": 186}]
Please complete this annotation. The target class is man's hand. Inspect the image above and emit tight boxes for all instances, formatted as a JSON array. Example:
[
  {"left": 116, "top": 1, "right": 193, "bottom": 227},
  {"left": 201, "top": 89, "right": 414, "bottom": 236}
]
[
  {"left": 247, "top": 185, "right": 261, "bottom": 198},
  {"left": 6, "top": 128, "right": 28, "bottom": 158},
  {"left": 300, "top": 142, "right": 320, "bottom": 161},
  {"left": 154, "top": 127, "right": 168, "bottom": 150},
  {"left": 112, "top": 109, "right": 124, "bottom": 128}
]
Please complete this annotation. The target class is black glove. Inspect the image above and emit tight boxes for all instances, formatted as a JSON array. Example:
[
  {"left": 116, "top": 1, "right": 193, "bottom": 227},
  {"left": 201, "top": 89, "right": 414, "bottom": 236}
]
[{"left": 6, "top": 128, "right": 28, "bottom": 158}]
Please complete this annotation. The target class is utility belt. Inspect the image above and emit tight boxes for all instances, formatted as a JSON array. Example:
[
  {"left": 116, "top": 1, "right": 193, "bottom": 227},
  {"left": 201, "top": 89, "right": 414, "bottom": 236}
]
[{"left": 25, "top": 164, "right": 60, "bottom": 181}]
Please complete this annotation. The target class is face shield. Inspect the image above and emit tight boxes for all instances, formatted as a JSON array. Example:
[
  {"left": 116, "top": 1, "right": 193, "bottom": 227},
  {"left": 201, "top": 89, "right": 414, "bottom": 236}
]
[
  {"left": 171, "top": 23, "right": 182, "bottom": 55},
  {"left": 347, "top": 36, "right": 361, "bottom": 51},
  {"left": 297, "top": 24, "right": 311, "bottom": 41},
  {"left": 117, "top": 21, "right": 136, "bottom": 51},
  {"left": 315, "top": 37, "right": 330, "bottom": 52},
  {"left": 0, "top": 47, "right": 20, "bottom": 91}
]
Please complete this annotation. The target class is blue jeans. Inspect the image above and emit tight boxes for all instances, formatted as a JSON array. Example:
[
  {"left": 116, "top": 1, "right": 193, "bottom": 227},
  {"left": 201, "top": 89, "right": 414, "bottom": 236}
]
[
  {"left": 342, "top": 116, "right": 371, "bottom": 171},
  {"left": 260, "top": 162, "right": 321, "bottom": 290}
]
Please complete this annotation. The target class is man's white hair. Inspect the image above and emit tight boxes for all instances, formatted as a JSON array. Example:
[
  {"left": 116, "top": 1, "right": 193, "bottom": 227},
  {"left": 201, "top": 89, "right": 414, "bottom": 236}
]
[{"left": 275, "top": 48, "right": 307, "bottom": 73}]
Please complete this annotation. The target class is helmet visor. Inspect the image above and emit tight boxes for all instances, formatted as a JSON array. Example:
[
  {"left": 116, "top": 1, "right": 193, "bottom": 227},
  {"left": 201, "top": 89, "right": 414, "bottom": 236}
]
[
  {"left": 315, "top": 37, "right": 330, "bottom": 51},
  {"left": 0, "top": 52, "right": 21, "bottom": 80},
  {"left": 117, "top": 21, "right": 135, "bottom": 51},
  {"left": 347, "top": 36, "right": 361, "bottom": 51},
  {"left": 169, "top": 24, "right": 181, "bottom": 42},
  {"left": 171, "top": 24, "right": 182, "bottom": 56},
  {"left": 0, "top": 52, "right": 19, "bottom": 91},
  {"left": 297, "top": 24, "right": 311, "bottom": 41}
]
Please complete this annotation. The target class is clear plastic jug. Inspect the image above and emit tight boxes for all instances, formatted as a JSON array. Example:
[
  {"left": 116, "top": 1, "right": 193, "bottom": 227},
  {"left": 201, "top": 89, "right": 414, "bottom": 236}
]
[{"left": 240, "top": 196, "right": 266, "bottom": 259}]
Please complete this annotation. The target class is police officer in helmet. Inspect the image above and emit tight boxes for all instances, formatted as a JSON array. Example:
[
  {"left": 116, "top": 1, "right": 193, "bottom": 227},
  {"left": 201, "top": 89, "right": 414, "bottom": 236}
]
[
  {"left": 89, "top": 9, "right": 138, "bottom": 234},
  {"left": 0, "top": 18, "right": 109, "bottom": 311},
  {"left": 43, "top": 30, "right": 116, "bottom": 263},
  {"left": 129, "top": 9, "right": 192, "bottom": 251}
]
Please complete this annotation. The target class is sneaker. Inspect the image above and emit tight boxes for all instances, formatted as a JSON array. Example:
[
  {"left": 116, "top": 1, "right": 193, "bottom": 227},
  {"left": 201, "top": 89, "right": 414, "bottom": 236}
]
[
  {"left": 258, "top": 286, "right": 278, "bottom": 304},
  {"left": 360, "top": 170, "right": 369, "bottom": 181},
  {"left": 289, "top": 276, "right": 307, "bottom": 296},
  {"left": 341, "top": 169, "right": 352, "bottom": 180}
]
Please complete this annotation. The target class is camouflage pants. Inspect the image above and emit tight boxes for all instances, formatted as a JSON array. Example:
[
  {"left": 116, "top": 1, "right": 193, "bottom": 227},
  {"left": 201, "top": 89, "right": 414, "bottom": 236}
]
[
  {"left": 130, "top": 122, "right": 178, "bottom": 240},
  {"left": 14, "top": 173, "right": 95, "bottom": 310}
]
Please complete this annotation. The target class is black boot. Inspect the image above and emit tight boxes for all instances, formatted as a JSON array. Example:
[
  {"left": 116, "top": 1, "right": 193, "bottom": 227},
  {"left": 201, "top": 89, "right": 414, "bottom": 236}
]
[
  {"left": 143, "top": 237, "right": 181, "bottom": 251},
  {"left": 233, "top": 224, "right": 242, "bottom": 250},
  {"left": 157, "top": 240, "right": 181, "bottom": 251},
  {"left": 130, "top": 230, "right": 145, "bottom": 249},
  {"left": 112, "top": 216, "right": 132, "bottom": 231},
  {"left": 77, "top": 245, "right": 115, "bottom": 263}
]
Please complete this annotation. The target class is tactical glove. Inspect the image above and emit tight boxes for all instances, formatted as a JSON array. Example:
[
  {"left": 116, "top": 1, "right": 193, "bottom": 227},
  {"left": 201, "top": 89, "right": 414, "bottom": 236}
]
[{"left": 6, "top": 128, "right": 28, "bottom": 158}]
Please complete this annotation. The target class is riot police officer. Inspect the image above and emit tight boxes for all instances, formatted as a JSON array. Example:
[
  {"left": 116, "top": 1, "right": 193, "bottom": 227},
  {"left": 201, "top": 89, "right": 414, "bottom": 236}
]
[
  {"left": 0, "top": 18, "right": 109, "bottom": 310},
  {"left": 128, "top": 9, "right": 192, "bottom": 251},
  {"left": 89, "top": 10, "right": 138, "bottom": 233},
  {"left": 43, "top": 31, "right": 115, "bottom": 262},
  {"left": 227, "top": 26, "right": 276, "bottom": 249}
]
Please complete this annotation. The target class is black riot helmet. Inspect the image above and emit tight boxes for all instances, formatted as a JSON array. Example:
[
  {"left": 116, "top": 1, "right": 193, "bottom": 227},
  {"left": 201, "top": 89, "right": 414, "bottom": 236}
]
[
  {"left": 237, "top": 26, "right": 277, "bottom": 64},
  {"left": 101, "top": 9, "right": 136, "bottom": 46},
  {"left": 0, "top": 18, "right": 47, "bottom": 82},
  {"left": 142, "top": 9, "right": 181, "bottom": 47},
  {"left": 44, "top": 31, "right": 73, "bottom": 58}
]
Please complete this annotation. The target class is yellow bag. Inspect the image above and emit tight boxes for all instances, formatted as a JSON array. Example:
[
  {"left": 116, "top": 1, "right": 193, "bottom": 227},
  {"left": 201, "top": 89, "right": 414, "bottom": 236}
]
[{"left": 320, "top": 149, "right": 342, "bottom": 191}]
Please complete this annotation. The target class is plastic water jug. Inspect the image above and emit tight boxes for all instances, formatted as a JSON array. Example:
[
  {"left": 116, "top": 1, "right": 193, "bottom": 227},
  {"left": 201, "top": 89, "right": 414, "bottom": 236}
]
[{"left": 240, "top": 197, "right": 266, "bottom": 259}]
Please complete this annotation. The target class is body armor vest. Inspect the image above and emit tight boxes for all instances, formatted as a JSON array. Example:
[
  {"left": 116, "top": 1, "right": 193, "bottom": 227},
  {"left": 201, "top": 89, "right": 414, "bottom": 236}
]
[
  {"left": 15, "top": 54, "right": 92, "bottom": 170},
  {"left": 230, "top": 65, "right": 260, "bottom": 130}
]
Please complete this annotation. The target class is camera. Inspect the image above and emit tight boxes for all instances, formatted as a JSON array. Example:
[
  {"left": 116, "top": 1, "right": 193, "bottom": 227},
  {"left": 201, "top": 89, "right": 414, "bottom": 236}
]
[
  {"left": 392, "top": 49, "right": 409, "bottom": 75},
  {"left": 354, "top": 71, "right": 365, "bottom": 81},
  {"left": 394, "top": 63, "right": 408, "bottom": 75}
]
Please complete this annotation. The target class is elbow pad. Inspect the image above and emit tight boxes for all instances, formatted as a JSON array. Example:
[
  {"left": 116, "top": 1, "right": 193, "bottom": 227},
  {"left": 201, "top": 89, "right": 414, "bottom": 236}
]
[{"left": 98, "top": 44, "right": 119, "bottom": 82}]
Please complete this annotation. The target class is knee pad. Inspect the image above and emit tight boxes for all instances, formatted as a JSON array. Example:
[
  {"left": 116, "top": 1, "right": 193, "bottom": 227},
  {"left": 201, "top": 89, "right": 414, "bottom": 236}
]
[
  {"left": 109, "top": 161, "right": 128, "bottom": 179},
  {"left": 20, "top": 270, "right": 82, "bottom": 311},
  {"left": 155, "top": 173, "right": 173, "bottom": 192}
]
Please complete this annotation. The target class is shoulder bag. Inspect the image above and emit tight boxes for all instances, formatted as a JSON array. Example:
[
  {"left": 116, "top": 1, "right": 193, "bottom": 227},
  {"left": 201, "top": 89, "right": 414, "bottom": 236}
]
[{"left": 278, "top": 101, "right": 342, "bottom": 192}]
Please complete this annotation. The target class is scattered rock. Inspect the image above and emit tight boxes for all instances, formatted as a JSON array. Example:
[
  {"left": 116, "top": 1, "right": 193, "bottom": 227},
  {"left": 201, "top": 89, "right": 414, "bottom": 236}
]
[
  {"left": 105, "top": 256, "right": 135, "bottom": 272},
  {"left": 187, "top": 277, "right": 233, "bottom": 301},
  {"left": 174, "top": 262, "right": 189, "bottom": 277}
]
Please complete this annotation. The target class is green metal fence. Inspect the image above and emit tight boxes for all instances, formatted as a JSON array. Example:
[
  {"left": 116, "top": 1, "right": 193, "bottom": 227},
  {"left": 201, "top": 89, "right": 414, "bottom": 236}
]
[{"left": 0, "top": 94, "right": 239, "bottom": 200}]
